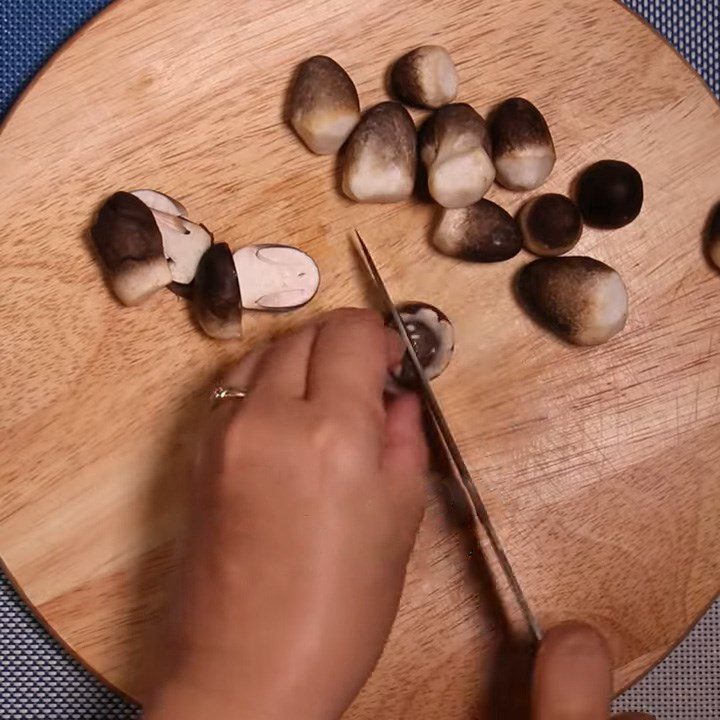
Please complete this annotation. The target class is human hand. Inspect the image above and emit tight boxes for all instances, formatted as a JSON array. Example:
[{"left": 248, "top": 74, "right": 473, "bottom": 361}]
[
  {"left": 146, "top": 308, "right": 428, "bottom": 720},
  {"left": 533, "top": 622, "right": 656, "bottom": 720}
]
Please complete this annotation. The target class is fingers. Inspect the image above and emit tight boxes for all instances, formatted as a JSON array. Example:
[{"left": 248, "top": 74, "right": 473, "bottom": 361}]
[
  {"left": 306, "top": 309, "right": 393, "bottom": 409},
  {"left": 532, "top": 622, "right": 612, "bottom": 720},
  {"left": 383, "top": 392, "right": 428, "bottom": 481},
  {"left": 252, "top": 323, "right": 319, "bottom": 400}
]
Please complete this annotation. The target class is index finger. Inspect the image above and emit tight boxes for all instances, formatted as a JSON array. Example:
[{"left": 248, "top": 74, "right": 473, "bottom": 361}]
[
  {"left": 306, "top": 308, "right": 392, "bottom": 409},
  {"left": 532, "top": 622, "right": 612, "bottom": 720}
]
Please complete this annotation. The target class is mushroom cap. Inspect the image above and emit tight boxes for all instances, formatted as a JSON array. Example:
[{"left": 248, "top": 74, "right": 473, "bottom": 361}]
[
  {"left": 91, "top": 191, "right": 172, "bottom": 305},
  {"left": 433, "top": 199, "right": 522, "bottom": 262},
  {"left": 519, "top": 193, "right": 583, "bottom": 256},
  {"left": 576, "top": 160, "right": 644, "bottom": 229},
  {"left": 389, "top": 301, "right": 455, "bottom": 389},
  {"left": 130, "top": 189, "right": 187, "bottom": 217},
  {"left": 193, "top": 243, "right": 243, "bottom": 339},
  {"left": 490, "top": 98, "right": 556, "bottom": 191},
  {"left": 290, "top": 55, "right": 361, "bottom": 155},
  {"left": 233, "top": 245, "right": 320, "bottom": 310},
  {"left": 420, "top": 103, "right": 495, "bottom": 208},
  {"left": 519, "top": 256, "right": 628, "bottom": 346},
  {"left": 342, "top": 102, "right": 417, "bottom": 203},
  {"left": 391, "top": 45, "right": 458, "bottom": 109},
  {"left": 709, "top": 204, "right": 720, "bottom": 270}
]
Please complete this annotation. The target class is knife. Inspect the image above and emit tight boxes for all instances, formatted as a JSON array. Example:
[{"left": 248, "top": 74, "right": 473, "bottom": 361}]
[{"left": 353, "top": 229, "right": 542, "bottom": 643}]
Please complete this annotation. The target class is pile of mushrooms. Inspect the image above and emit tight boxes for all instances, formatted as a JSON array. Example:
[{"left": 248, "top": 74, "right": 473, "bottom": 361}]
[
  {"left": 91, "top": 190, "right": 320, "bottom": 339},
  {"left": 286, "top": 45, "right": 648, "bottom": 355}
]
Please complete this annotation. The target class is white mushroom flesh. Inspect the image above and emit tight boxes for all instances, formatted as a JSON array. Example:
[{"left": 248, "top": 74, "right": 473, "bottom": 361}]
[{"left": 131, "top": 189, "right": 187, "bottom": 217}]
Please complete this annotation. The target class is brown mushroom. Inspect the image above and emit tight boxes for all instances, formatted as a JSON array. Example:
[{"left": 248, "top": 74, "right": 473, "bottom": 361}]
[
  {"left": 91, "top": 191, "right": 172, "bottom": 306},
  {"left": 518, "top": 194, "right": 583, "bottom": 256},
  {"left": 391, "top": 46, "right": 458, "bottom": 109},
  {"left": 576, "top": 160, "right": 644, "bottom": 229},
  {"left": 518, "top": 256, "right": 628, "bottom": 346},
  {"left": 433, "top": 199, "right": 522, "bottom": 262},
  {"left": 419, "top": 103, "right": 495, "bottom": 208},
  {"left": 490, "top": 98, "right": 556, "bottom": 191},
  {"left": 708, "top": 203, "right": 720, "bottom": 270},
  {"left": 342, "top": 102, "right": 417, "bottom": 203},
  {"left": 289, "top": 55, "right": 361, "bottom": 155}
]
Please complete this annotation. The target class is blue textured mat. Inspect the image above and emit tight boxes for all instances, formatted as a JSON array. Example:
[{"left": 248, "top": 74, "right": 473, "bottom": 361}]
[{"left": 1, "top": 2, "right": 718, "bottom": 719}]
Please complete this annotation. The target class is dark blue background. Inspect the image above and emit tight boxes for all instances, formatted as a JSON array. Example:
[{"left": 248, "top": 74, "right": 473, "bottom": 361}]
[{"left": 1, "top": 1, "right": 718, "bottom": 718}]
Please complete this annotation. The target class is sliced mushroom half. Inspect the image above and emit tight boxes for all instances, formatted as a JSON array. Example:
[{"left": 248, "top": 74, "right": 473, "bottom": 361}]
[
  {"left": 342, "top": 102, "right": 417, "bottom": 203},
  {"left": 130, "top": 189, "right": 188, "bottom": 217},
  {"left": 518, "top": 256, "right": 628, "bottom": 346},
  {"left": 387, "top": 302, "right": 455, "bottom": 390},
  {"left": 490, "top": 98, "right": 556, "bottom": 191},
  {"left": 193, "top": 243, "right": 321, "bottom": 339},
  {"left": 420, "top": 103, "right": 495, "bottom": 208},
  {"left": 290, "top": 56, "right": 361, "bottom": 155}
]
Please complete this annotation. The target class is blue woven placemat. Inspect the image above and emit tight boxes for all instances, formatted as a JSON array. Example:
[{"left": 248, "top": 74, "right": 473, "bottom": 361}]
[{"left": 1, "top": 2, "right": 718, "bottom": 719}]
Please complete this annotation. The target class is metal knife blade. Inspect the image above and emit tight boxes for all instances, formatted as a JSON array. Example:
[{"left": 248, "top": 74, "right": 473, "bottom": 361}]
[{"left": 353, "top": 229, "right": 542, "bottom": 642}]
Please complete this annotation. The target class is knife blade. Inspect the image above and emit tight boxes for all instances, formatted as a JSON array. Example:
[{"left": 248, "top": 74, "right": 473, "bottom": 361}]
[{"left": 353, "top": 229, "right": 542, "bottom": 642}]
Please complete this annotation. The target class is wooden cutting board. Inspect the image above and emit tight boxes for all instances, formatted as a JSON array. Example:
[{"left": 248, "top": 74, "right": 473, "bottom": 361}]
[{"left": 1, "top": 0, "right": 719, "bottom": 715}]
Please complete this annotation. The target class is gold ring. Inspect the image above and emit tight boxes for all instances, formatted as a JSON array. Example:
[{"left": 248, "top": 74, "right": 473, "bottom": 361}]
[{"left": 212, "top": 386, "right": 250, "bottom": 401}]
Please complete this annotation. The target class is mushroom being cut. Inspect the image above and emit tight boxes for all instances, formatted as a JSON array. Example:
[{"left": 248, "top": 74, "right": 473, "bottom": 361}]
[
  {"left": 342, "top": 101, "right": 417, "bottom": 203},
  {"left": 490, "top": 98, "right": 556, "bottom": 191},
  {"left": 576, "top": 160, "right": 644, "bottom": 229},
  {"left": 391, "top": 45, "right": 458, "bottom": 109},
  {"left": 518, "top": 256, "right": 628, "bottom": 346},
  {"left": 91, "top": 191, "right": 173, "bottom": 306},
  {"left": 433, "top": 199, "right": 522, "bottom": 262},
  {"left": 419, "top": 103, "right": 495, "bottom": 208},
  {"left": 290, "top": 55, "right": 361, "bottom": 155},
  {"left": 193, "top": 243, "right": 321, "bottom": 339},
  {"left": 518, "top": 193, "right": 583, "bottom": 256},
  {"left": 387, "top": 302, "right": 455, "bottom": 389}
]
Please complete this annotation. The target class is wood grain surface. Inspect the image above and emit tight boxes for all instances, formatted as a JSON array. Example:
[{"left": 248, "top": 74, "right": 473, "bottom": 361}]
[{"left": 1, "top": 0, "right": 719, "bottom": 714}]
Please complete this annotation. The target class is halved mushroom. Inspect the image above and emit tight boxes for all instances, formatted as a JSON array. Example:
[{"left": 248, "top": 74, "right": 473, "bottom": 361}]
[
  {"left": 433, "top": 199, "right": 522, "bottom": 262},
  {"left": 391, "top": 46, "right": 458, "bottom": 109},
  {"left": 387, "top": 302, "right": 455, "bottom": 389},
  {"left": 518, "top": 194, "right": 583, "bottom": 256},
  {"left": 490, "top": 98, "right": 556, "bottom": 191},
  {"left": 576, "top": 160, "right": 644, "bottom": 229},
  {"left": 518, "top": 256, "right": 628, "bottom": 346},
  {"left": 290, "top": 56, "right": 361, "bottom": 155},
  {"left": 419, "top": 103, "right": 495, "bottom": 208},
  {"left": 708, "top": 204, "right": 720, "bottom": 270},
  {"left": 91, "top": 191, "right": 173, "bottom": 306},
  {"left": 193, "top": 243, "right": 321, "bottom": 339},
  {"left": 342, "top": 102, "right": 417, "bottom": 203},
  {"left": 130, "top": 189, "right": 187, "bottom": 217},
  {"left": 153, "top": 212, "right": 213, "bottom": 286}
]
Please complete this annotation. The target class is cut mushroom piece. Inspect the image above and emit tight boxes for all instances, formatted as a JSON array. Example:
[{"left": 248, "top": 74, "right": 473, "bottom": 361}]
[
  {"left": 518, "top": 256, "right": 628, "bottom": 346},
  {"left": 342, "top": 102, "right": 417, "bottom": 203},
  {"left": 387, "top": 302, "right": 455, "bottom": 389},
  {"left": 518, "top": 194, "right": 583, "bottom": 256},
  {"left": 576, "top": 160, "right": 644, "bottom": 229},
  {"left": 153, "top": 211, "right": 213, "bottom": 286},
  {"left": 419, "top": 103, "right": 495, "bottom": 208},
  {"left": 490, "top": 98, "right": 556, "bottom": 191},
  {"left": 290, "top": 55, "right": 361, "bottom": 155},
  {"left": 433, "top": 199, "right": 522, "bottom": 262},
  {"left": 193, "top": 243, "right": 243, "bottom": 339},
  {"left": 233, "top": 245, "right": 320, "bottom": 310},
  {"left": 130, "top": 189, "right": 187, "bottom": 217},
  {"left": 91, "top": 191, "right": 173, "bottom": 306},
  {"left": 391, "top": 45, "right": 458, "bottom": 109}
]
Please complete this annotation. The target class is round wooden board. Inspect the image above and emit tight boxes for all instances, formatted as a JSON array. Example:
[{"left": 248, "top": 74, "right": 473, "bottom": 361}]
[{"left": 1, "top": 0, "right": 719, "bottom": 714}]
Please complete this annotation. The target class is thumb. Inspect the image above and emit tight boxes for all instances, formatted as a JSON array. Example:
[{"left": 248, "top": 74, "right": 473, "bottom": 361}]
[{"left": 532, "top": 622, "right": 613, "bottom": 720}]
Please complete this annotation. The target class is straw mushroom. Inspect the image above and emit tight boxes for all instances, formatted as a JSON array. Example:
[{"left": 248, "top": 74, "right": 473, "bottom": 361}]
[
  {"left": 342, "top": 102, "right": 417, "bottom": 203},
  {"left": 708, "top": 203, "right": 720, "bottom": 270},
  {"left": 388, "top": 302, "right": 455, "bottom": 389},
  {"left": 490, "top": 98, "right": 556, "bottom": 191},
  {"left": 193, "top": 243, "right": 321, "bottom": 339},
  {"left": 576, "top": 160, "right": 644, "bottom": 229},
  {"left": 419, "top": 103, "right": 495, "bottom": 208},
  {"left": 289, "top": 55, "right": 361, "bottom": 155},
  {"left": 518, "top": 256, "right": 628, "bottom": 346},
  {"left": 518, "top": 194, "right": 583, "bottom": 256},
  {"left": 433, "top": 199, "right": 522, "bottom": 262},
  {"left": 391, "top": 45, "right": 458, "bottom": 109}
]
